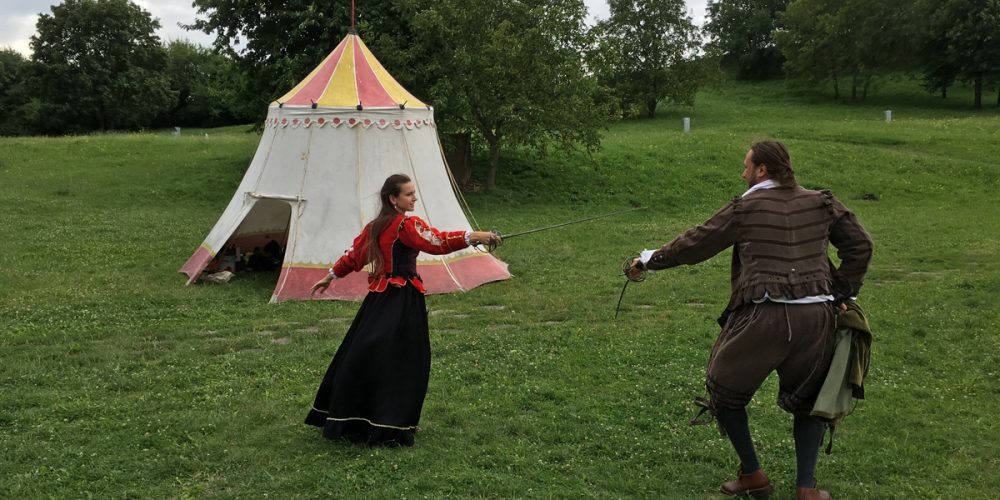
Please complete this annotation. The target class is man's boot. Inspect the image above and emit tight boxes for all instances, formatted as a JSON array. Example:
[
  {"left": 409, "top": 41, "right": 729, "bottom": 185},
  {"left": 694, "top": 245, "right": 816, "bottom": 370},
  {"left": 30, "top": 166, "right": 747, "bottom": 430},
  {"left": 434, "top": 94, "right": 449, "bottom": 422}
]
[
  {"left": 796, "top": 486, "right": 832, "bottom": 500},
  {"left": 720, "top": 468, "right": 774, "bottom": 497}
]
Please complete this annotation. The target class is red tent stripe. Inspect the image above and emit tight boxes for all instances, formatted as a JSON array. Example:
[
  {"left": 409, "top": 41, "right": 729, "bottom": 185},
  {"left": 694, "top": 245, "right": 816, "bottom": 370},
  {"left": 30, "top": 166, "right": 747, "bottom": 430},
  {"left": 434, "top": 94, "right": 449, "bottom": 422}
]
[
  {"left": 352, "top": 38, "right": 397, "bottom": 108},
  {"left": 285, "top": 39, "right": 349, "bottom": 106},
  {"left": 272, "top": 254, "right": 510, "bottom": 302}
]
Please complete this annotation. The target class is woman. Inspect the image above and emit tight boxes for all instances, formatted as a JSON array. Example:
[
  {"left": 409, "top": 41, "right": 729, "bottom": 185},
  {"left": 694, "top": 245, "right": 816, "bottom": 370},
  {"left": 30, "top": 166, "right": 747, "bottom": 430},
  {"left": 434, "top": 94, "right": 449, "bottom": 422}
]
[{"left": 304, "top": 174, "right": 501, "bottom": 446}]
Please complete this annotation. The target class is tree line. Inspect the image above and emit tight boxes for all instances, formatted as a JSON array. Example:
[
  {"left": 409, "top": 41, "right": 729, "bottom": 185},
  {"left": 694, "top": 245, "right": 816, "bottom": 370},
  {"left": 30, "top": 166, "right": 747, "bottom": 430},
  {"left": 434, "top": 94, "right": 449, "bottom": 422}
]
[
  {"left": 1, "top": 0, "right": 997, "bottom": 188},
  {"left": 706, "top": 0, "right": 1000, "bottom": 107},
  {"left": 0, "top": 0, "right": 256, "bottom": 136}
]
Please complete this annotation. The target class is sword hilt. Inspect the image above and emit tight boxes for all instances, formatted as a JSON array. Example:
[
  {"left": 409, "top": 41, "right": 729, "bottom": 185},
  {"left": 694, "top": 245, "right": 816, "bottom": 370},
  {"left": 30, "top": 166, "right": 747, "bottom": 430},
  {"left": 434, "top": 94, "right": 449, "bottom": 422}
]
[
  {"left": 622, "top": 255, "right": 648, "bottom": 283},
  {"left": 473, "top": 229, "right": 504, "bottom": 253}
]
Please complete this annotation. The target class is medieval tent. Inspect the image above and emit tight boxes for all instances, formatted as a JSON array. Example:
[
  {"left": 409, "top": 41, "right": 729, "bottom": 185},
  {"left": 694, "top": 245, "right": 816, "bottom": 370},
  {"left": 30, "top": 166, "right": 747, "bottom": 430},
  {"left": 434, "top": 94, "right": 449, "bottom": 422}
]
[{"left": 179, "top": 33, "right": 510, "bottom": 302}]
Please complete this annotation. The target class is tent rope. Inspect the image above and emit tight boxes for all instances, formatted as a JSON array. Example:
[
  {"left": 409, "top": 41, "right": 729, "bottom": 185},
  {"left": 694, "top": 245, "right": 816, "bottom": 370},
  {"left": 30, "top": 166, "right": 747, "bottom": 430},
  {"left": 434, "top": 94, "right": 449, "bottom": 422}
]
[
  {"left": 437, "top": 133, "right": 482, "bottom": 232},
  {"left": 402, "top": 125, "right": 466, "bottom": 291}
]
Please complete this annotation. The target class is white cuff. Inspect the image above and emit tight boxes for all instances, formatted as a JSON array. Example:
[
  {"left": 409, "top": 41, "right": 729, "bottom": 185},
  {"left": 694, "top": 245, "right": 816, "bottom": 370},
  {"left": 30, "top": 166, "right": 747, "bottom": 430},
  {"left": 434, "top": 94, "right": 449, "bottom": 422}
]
[
  {"left": 464, "top": 231, "right": 472, "bottom": 245},
  {"left": 327, "top": 268, "right": 338, "bottom": 279},
  {"left": 638, "top": 249, "right": 655, "bottom": 268}
]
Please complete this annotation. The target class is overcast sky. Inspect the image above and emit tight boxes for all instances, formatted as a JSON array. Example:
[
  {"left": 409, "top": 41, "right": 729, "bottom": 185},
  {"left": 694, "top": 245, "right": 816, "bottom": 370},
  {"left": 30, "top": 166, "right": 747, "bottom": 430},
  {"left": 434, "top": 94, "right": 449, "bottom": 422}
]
[{"left": 0, "top": 0, "right": 710, "bottom": 58}]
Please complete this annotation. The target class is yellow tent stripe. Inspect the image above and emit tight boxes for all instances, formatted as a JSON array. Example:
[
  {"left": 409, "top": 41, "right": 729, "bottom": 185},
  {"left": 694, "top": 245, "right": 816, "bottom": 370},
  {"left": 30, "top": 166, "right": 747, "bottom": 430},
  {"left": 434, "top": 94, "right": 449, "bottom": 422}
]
[{"left": 316, "top": 37, "right": 359, "bottom": 107}]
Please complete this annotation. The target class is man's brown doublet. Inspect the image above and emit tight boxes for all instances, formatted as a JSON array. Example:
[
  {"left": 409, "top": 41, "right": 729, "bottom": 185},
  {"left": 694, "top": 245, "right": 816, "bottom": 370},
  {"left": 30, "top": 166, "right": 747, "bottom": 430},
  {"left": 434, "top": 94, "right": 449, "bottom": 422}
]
[{"left": 645, "top": 185, "right": 872, "bottom": 310}]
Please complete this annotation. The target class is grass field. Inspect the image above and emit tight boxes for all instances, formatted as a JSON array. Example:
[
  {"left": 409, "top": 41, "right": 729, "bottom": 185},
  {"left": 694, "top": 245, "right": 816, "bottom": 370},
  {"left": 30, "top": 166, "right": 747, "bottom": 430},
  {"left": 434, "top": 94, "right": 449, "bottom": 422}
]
[{"left": 1, "top": 80, "right": 998, "bottom": 498}]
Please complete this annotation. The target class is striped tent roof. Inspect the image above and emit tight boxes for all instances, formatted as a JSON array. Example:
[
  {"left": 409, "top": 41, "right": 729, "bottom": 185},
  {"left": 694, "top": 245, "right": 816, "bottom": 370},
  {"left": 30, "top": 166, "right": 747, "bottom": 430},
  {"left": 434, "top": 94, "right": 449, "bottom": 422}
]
[{"left": 273, "top": 33, "right": 426, "bottom": 109}]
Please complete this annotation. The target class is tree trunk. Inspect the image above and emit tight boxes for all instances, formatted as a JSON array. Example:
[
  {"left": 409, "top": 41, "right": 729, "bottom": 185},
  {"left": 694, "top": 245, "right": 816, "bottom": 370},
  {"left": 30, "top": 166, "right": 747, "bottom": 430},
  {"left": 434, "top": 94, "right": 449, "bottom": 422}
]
[
  {"left": 442, "top": 132, "right": 472, "bottom": 188},
  {"left": 974, "top": 75, "right": 982, "bottom": 108},
  {"left": 833, "top": 77, "right": 840, "bottom": 100},
  {"left": 646, "top": 98, "right": 657, "bottom": 118},
  {"left": 471, "top": 106, "right": 500, "bottom": 190},
  {"left": 996, "top": 88, "right": 999, "bottom": 107},
  {"left": 942, "top": 86, "right": 947, "bottom": 99},
  {"left": 485, "top": 137, "right": 501, "bottom": 191},
  {"left": 862, "top": 75, "right": 871, "bottom": 100},
  {"left": 851, "top": 74, "right": 858, "bottom": 100}
]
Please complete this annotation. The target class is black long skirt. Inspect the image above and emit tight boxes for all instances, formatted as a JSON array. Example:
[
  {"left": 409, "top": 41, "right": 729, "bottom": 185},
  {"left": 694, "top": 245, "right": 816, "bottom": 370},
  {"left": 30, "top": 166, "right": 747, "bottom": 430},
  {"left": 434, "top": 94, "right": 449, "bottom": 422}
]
[{"left": 305, "top": 283, "right": 430, "bottom": 446}]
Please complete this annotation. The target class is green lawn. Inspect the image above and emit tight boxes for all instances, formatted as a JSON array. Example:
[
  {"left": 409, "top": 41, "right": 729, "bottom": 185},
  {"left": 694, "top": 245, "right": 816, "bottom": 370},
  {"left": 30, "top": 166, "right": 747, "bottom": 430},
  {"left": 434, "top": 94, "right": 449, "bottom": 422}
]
[{"left": 1, "top": 81, "right": 998, "bottom": 498}]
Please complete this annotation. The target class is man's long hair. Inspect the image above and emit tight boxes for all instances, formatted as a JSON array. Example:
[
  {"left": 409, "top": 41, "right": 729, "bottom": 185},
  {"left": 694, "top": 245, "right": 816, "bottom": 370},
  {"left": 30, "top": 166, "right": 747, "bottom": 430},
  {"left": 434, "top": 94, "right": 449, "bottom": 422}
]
[
  {"left": 751, "top": 140, "right": 796, "bottom": 186},
  {"left": 365, "top": 174, "right": 411, "bottom": 276}
]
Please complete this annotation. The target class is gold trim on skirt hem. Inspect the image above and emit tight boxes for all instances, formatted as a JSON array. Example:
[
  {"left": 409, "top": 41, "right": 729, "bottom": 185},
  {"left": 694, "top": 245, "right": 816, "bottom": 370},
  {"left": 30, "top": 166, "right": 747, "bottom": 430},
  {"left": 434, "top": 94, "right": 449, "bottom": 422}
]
[{"left": 326, "top": 416, "right": 418, "bottom": 431}]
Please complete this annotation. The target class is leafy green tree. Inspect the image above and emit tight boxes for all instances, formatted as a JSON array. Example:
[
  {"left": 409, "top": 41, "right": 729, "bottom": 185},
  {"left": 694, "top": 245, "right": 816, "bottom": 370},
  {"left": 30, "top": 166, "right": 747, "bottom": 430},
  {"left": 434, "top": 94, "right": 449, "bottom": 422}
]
[
  {"left": 920, "top": 17, "right": 960, "bottom": 100},
  {"left": 588, "top": 0, "right": 702, "bottom": 118},
  {"left": 705, "top": 0, "right": 788, "bottom": 79},
  {"left": 30, "top": 0, "right": 174, "bottom": 133},
  {"left": 402, "top": 0, "right": 615, "bottom": 189},
  {"left": 775, "top": 0, "right": 916, "bottom": 99},
  {"left": 159, "top": 40, "right": 254, "bottom": 127},
  {"left": 773, "top": 0, "right": 841, "bottom": 96},
  {"left": 920, "top": 0, "right": 1000, "bottom": 107},
  {"left": 0, "top": 49, "right": 33, "bottom": 135}
]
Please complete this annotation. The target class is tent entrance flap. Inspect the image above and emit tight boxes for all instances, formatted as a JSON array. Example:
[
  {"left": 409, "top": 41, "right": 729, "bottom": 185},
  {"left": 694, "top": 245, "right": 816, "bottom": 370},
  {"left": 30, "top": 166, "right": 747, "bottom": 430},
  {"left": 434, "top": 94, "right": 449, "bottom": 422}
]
[
  {"left": 179, "top": 197, "right": 294, "bottom": 283},
  {"left": 224, "top": 197, "right": 293, "bottom": 270}
]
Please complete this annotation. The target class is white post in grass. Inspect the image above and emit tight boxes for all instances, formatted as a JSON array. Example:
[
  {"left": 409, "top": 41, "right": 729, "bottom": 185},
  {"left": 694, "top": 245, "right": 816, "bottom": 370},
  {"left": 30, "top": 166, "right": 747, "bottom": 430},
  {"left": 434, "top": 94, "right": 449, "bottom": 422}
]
[
  {"left": 683, "top": 117, "right": 691, "bottom": 133},
  {"left": 884, "top": 110, "right": 892, "bottom": 123}
]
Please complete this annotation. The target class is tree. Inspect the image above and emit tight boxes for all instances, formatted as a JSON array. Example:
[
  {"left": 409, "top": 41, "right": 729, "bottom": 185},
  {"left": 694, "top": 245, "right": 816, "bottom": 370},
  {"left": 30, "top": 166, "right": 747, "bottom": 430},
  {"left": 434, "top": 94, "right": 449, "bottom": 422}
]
[
  {"left": 920, "top": 0, "right": 1000, "bottom": 108},
  {"left": 0, "top": 49, "right": 33, "bottom": 135},
  {"left": 30, "top": 0, "right": 174, "bottom": 133},
  {"left": 773, "top": 0, "right": 840, "bottom": 96},
  {"left": 402, "top": 0, "right": 615, "bottom": 189},
  {"left": 158, "top": 40, "right": 255, "bottom": 127},
  {"left": 588, "top": 0, "right": 702, "bottom": 118},
  {"left": 705, "top": 0, "right": 788, "bottom": 79},
  {"left": 775, "top": 0, "right": 917, "bottom": 99}
]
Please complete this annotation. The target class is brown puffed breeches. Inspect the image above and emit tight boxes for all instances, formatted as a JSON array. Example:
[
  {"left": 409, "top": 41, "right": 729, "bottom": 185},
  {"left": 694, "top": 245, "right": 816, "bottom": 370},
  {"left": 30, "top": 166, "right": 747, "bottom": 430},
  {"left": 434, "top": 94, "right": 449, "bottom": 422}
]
[{"left": 706, "top": 301, "right": 836, "bottom": 414}]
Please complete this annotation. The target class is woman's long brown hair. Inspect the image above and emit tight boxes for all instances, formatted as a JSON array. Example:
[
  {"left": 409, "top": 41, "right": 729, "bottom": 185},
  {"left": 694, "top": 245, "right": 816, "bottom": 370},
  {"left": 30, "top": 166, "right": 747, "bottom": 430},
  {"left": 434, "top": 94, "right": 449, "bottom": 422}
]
[{"left": 365, "top": 174, "right": 411, "bottom": 276}]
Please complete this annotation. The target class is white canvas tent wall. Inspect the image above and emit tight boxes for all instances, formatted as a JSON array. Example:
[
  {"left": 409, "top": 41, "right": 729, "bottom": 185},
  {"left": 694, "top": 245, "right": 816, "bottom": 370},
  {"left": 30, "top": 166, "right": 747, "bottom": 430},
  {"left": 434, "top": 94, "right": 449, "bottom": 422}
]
[{"left": 179, "top": 33, "right": 510, "bottom": 302}]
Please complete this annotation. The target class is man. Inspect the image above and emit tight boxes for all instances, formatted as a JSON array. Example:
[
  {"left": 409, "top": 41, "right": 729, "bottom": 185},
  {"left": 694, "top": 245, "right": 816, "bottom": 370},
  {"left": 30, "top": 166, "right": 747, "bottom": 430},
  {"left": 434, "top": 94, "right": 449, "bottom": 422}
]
[{"left": 628, "top": 140, "right": 873, "bottom": 500}]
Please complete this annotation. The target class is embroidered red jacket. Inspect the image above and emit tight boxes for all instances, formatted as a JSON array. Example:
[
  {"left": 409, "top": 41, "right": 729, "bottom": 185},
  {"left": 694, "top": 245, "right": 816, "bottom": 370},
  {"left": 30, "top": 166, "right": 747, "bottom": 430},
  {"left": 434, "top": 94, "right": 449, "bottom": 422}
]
[{"left": 331, "top": 215, "right": 469, "bottom": 293}]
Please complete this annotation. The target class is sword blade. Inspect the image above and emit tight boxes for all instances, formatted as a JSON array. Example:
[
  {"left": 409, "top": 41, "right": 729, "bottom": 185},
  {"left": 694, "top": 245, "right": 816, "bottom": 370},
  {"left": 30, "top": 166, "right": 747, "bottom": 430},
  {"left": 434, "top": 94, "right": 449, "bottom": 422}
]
[
  {"left": 615, "top": 279, "right": 630, "bottom": 320},
  {"left": 501, "top": 206, "right": 644, "bottom": 240}
]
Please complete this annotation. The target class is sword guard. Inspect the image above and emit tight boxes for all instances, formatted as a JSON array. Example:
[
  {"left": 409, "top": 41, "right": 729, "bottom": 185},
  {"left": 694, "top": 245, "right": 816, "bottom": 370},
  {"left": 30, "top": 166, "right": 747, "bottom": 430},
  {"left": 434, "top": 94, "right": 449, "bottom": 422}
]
[
  {"left": 622, "top": 255, "right": 648, "bottom": 283},
  {"left": 474, "top": 230, "right": 504, "bottom": 253}
]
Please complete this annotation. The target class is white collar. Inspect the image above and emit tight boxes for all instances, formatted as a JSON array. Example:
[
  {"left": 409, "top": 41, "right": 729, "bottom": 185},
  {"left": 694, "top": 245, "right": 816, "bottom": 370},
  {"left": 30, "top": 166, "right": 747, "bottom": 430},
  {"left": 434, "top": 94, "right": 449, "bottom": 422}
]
[{"left": 741, "top": 179, "right": 779, "bottom": 197}]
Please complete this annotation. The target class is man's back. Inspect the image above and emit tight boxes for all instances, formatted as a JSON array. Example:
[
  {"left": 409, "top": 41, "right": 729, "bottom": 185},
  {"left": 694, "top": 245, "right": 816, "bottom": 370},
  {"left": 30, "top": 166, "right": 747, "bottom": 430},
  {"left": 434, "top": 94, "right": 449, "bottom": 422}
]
[{"left": 733, "top": 185, "right": 843, "bottom": 306}]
